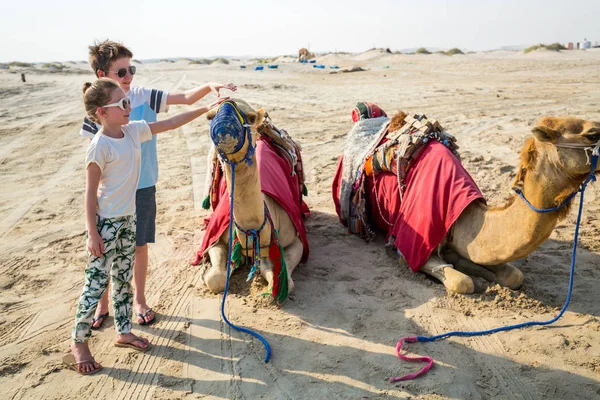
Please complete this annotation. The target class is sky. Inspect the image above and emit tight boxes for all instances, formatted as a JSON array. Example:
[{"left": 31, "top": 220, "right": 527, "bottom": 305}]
[{"left": 1, "top": 0, "right": 600, "bottom": 63}]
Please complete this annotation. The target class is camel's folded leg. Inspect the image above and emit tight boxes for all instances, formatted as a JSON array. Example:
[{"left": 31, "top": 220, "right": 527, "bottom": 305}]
[
  {"left": 443, "top": 250, "right": 523, "bottom": 289},
  {"left": 260, "top": 236, "right": 303, "bottom": 294},
  {"left": 419, "top": 254, "right": 474, "bottom": 294},
  {"left": 481, "top": 263, "right": 523, "bottom": 289},
  {"left": 282, "top": 236, "right": 303, "bottom": 293},
  {"left": 443, "top": 250, "right": 497, "bottom": 282},
  {"left": 204, "top": 239, "right": 229, "bottom": 293}
]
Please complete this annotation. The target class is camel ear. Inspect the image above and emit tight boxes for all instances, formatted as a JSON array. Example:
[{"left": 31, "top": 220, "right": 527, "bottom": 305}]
[
  {"left": 532, "top": 126, "right": 559, "bottom": 143},
  {"left": 255, "top": 107, "right": 266, "bottom": 125},
  {"left": 245, "top": 107, "right": 265, "bottom": 125}
]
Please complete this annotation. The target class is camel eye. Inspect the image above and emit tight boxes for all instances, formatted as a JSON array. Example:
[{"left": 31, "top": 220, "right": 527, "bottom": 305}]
[{"left": 583, "top": 132, "right": 600, "bottom": 143}]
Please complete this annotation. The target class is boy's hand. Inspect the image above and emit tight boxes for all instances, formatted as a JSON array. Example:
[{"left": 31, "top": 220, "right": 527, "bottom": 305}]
[
  {"left": 87, "top": 231, "right": 105, "bottom": 257},
  {"left": 210, "top": 82, "right": 237, "bottom": 98}
]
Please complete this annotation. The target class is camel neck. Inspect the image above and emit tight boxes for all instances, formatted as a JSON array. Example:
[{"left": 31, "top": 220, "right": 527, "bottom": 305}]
[
  {"left": 223, "top": 158, "right": 268, "bottom": 231},
  {"left": 451, "top": 162, "right": 579, "bottom": 265}
]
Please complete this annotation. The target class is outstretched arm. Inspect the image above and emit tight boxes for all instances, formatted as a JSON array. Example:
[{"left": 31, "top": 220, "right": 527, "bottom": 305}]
[
  {"left": 149, "top": 98, "right": 227, "bottom": 135},
  {"left": 167, "top": 82, "right": 237, "bottom": 105}
]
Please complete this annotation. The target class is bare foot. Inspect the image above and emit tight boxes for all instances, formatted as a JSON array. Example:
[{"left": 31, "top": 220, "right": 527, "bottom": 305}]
[
  {"left": 115, "top": 332, "right": 150, "bottom": 351},
  {"left": 69, "top": 342, "right": 102, "bottom": 374}
]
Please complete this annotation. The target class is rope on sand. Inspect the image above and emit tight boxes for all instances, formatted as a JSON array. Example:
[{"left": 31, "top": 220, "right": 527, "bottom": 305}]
[{"left": 390, "top": 146, "right": 599, "bottom": 382}]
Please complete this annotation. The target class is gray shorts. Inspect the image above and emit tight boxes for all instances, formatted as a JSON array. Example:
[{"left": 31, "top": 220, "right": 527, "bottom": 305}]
[{"left": 135, "top": 186, "right": 156, "bottom": 246}]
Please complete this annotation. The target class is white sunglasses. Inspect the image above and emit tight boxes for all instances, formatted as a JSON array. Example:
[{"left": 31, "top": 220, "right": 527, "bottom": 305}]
[{"left": 103, "top": 97, "right": 131, "bottom": 111}]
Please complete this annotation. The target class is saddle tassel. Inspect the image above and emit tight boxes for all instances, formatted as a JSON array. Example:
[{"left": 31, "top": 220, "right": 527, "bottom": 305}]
[{"left": 269, "top": 232, "right": 288, "bottom": 304}]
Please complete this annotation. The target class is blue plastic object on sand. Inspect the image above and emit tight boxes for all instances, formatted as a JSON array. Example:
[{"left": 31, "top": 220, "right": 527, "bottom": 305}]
[
  {"left": 240, "top": 65, "right": 246, "bottom": 68},
  {"left": 308, "top": 59, "right": 316, "bottom": 64},
  {"left": 268, "top": 65, "right": 278, "bottom": 69},
  {"left": 330, "top": 65, "right": 340, "bottom": 69},
  {"left": 254, "top": 66, "right": 264, "bottom": 71},
  {"left": 313, "top": 64, "right": 325, "bottom": 69}
]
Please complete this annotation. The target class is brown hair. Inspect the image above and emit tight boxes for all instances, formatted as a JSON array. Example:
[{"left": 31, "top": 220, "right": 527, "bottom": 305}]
[
  {"left": 82, "top": 78, "right": 120, "bottom": 123},
  {"left": 88, "top": 40, "right": 133, "bottom": 77}
]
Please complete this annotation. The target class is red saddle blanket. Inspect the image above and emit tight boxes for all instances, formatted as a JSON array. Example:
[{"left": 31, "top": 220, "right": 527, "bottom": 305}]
[
  {"left": 332, "top": 141, "right": 484, "bottom": 271},
  {"left": 193, "top": 137, "right": 310, "bottom": 265}
]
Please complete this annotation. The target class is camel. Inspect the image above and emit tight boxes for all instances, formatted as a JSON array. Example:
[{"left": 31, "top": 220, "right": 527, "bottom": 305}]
[
  {"left": 199, "top": 100, "right": 307, "bottom": 296},
  {"left": 336, "top": 114, "right": 600, "bottom": 294},
  {"left": 298, "top": 48, "right": 315, "bottom": 62}
]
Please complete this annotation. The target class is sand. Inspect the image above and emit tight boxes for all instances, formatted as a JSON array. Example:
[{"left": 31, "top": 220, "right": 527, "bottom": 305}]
[{"left": 1, "top": 49, "right": 600, "bottom": 399}]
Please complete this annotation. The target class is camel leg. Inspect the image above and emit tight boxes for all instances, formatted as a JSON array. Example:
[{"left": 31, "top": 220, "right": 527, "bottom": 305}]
[
  {"left": 443, "top": 250, "right": 523, "bottom": 289},
  {"left": 204, "top": 240, "right": 229, "bottom": 293},
  {"left": 259, "top": 237, "right": 303, "bottom": 294},
  {"left": 282, "top": 236, "right": 303, "bottom": 293},
  {"left": 481, "top": 263, "right": 524, "bottom": 289},
  {"left": 443, "top": 250, "right": 497, "bottom": 282},
  {"left": 419, "top": 254, "right": 474, "bottom": 294}
]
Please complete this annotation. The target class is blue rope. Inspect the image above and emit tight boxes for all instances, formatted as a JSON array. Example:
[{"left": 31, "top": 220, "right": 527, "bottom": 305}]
[
  {"left": 513, "top": 188, "right": 578, "bottom": 213},
  {"left": 235, "top": 205, "right": 269, "bottom": 281},
  {"left": 415, "top": 154, "right": 598, "bottom": 344},
  {"left": 220, "top": 161, "right": 272, "bottom": 362},
  {"left": 212, "top": 100, "right": 271, "bottom": 362}
]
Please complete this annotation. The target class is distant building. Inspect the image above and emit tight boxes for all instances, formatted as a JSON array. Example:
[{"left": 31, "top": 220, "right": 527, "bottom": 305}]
[{"left": 582, "top": 38, "right": 591, "bottom": 49}]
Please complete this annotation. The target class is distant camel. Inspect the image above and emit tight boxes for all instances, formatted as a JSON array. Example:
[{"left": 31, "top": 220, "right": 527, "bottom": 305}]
[{"left": 298, "top": 48, "right": 315, "bottom": 62}]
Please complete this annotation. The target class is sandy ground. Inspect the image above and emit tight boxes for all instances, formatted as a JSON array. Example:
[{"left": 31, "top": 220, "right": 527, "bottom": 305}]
[{"left": 1, "top": 49, "right": 600, "bottom": 399}]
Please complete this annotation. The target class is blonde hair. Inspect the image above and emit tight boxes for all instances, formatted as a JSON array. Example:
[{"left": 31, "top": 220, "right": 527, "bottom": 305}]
[{"left": 82, "top": 78, "right": 120, "bottom": 123}]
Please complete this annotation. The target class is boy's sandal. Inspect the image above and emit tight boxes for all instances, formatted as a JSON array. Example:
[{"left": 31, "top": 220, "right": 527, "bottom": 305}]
[
  {"left": 62, "top": 353, "right": 103, "bottom": 375},
  {"left": 90, "top": 312, "right": 109, "bottom": 330},
  {"left": 114, "top": 337, "right": 151, "bottom": 352},
  {"left": 136, "top": 308, "right": 156, "bottom": 326}
]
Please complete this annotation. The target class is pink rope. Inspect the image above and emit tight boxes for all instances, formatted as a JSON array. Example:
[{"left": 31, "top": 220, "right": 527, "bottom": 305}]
[{"left": 389, "top": 336, "right": 434, "bottom": 382}]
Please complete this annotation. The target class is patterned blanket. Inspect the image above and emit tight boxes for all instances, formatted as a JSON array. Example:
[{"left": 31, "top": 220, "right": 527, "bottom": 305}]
[
  {"left": 337, "top": 116, "right": 390, "bottom": 237},
  {"left": 332, "top": 111, "right": 484, "bottom": 271}
]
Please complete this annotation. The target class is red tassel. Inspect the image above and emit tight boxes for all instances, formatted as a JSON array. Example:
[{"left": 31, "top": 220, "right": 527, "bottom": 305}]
[{"left": 269, "top": 236, "right": 282, "bottom": 298}]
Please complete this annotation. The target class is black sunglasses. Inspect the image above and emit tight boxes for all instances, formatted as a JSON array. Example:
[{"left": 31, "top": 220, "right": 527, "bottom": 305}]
[{"left": 106, "top": 65, "right": 136, "bottom": 79}]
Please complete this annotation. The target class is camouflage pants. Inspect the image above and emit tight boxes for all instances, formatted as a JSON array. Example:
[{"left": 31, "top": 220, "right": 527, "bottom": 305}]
[{"left": 72, "top": 215, "right": 136, "bottom": 342}]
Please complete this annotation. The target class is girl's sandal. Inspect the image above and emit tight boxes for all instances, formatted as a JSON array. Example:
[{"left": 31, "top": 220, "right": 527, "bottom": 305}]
[
  {"left": 62, "top": 353, "right": 103, "bottom": 375},
  {"left": 114, "top": 337, "right": 151, "bottom": 352}
]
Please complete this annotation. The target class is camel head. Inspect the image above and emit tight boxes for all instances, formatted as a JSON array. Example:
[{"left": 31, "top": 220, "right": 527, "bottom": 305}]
[
  {"left": 511, "top": 116, "right": 600, "bottom": 219},
  {"left": 528, "top": 116, "right": 600, "bottom": 177},
  {"left": 208, "top": 98, "right": 265, "bottom": 164}
]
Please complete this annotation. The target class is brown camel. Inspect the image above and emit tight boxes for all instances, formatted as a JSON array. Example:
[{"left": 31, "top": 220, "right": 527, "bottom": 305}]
[
  {"left": 201, "top": 100, "right": 307, "bottom": 295},
  {"left": 298, "top": 48, "right": 315, "bottom": 62},
  {"left": 341, "top": 114, "right": 600, "bottom": 294}
]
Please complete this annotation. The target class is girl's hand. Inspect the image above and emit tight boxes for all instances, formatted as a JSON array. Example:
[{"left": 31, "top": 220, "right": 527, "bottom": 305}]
[
  {"left": 210, "top": 82, "right": 238, "bottom": 98},
  {"left": 208, "top": 97, "right": 230, "bottom": 110},
  {"left": 87, "top": 231, "right": 105, "bottom": 257}
]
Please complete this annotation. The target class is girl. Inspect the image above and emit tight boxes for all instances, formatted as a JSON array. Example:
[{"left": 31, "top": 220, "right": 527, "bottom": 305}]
[{"left": 63, "top": 78, "right": 226, "bottom": 374}]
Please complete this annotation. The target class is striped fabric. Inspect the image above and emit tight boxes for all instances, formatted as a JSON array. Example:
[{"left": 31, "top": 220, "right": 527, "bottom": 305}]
[
  {"left": 351, "top": 102, "right": 387, "bottom": 123},
  {"left": 149, "top": 89, "right": 163, "bottom": 113},
  {"left": 82, "top": 116, "right": 99, "bottom": 135}
]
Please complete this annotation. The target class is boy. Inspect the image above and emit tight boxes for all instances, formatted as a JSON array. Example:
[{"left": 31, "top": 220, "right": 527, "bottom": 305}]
[{"left": 80, "top": 40, "right": 236, "bottom": 327}]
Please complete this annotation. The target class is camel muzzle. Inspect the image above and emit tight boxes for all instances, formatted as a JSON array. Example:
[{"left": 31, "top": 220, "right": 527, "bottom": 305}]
[{"left": 210, "top": 101, "right": 250, "bottom": 157}]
